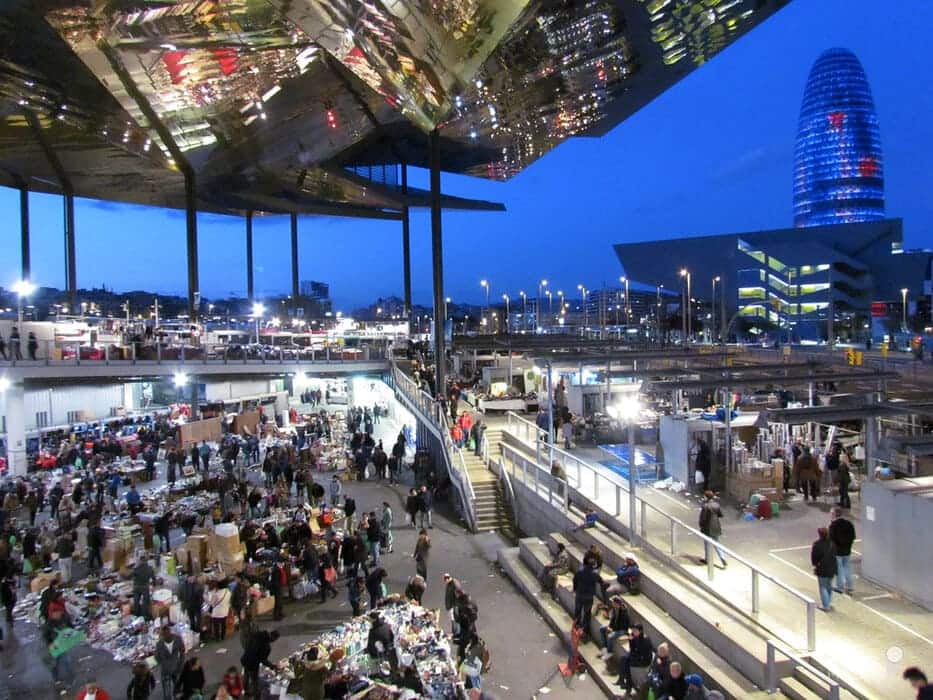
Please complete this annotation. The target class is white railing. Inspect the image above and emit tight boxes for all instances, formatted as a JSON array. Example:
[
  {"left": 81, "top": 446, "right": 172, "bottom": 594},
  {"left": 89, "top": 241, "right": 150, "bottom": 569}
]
[
  {"left": 391, "top": 364, "right": 476, "bottom": 532},
  {"left": 767, "top": 639, "right": 840, "bottom": 700},
  {"left": 1, "top": 338, "right": 387, "bottom": 366},
  {"left": 499, "top": 416, "right": 818, "bottom": 652}
]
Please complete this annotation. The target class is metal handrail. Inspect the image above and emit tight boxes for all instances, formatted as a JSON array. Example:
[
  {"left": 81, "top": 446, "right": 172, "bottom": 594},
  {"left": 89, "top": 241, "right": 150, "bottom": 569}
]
[
  {"left": 500, "top": 418, "right": 818, "bottom": 652},
  {"left": 391, "top": 364, "right": 476, "bottom": 532},
  {"left": 766, "top": 639, "right": 840, "bottom": 700}
]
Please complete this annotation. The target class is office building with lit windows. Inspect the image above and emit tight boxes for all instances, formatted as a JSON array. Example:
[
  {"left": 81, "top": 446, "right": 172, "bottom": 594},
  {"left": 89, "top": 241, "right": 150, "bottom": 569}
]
[{"left": 614, "top": 218, "right": 932, "bottom": 340}]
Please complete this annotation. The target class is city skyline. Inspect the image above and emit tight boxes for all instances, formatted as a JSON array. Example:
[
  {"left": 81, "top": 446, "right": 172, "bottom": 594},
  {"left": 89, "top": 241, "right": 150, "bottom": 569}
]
[{"left": 0, "top": 0, "right": 931, "bottom": 309}]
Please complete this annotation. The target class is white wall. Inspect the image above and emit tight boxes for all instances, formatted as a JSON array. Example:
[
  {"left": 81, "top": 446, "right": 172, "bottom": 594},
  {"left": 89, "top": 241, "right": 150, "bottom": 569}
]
[
  {"left": 204, "top": 379, "right": 274, "bottom": 401},
  {"left": 21, "top": 384, "right": 128, "bottom": 429}
]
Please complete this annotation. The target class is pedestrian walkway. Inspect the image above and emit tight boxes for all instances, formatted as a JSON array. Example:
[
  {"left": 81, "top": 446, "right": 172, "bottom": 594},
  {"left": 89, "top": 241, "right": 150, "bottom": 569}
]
[{"left": 494, "top": 414, "right": 933, "bottom": 698}]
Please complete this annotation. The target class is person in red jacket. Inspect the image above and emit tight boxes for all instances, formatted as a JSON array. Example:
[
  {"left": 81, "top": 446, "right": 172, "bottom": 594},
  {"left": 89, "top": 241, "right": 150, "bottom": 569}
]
[
  {"left": 74, "top": 680, "right": 112, "bottom": 700},
  {"left": 222, "top": 666, "right": 244, "bottom": 697}
]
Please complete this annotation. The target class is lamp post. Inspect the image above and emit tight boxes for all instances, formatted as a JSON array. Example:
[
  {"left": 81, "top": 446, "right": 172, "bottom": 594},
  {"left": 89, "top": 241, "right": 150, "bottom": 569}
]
[
  {"left": 444, "top": 297, "right": 451, "bottom": 324},
  {"left": 557, "top": 290, "right": 564, "bottom": 326},
  {"left": 538, "top": 279, "right": 548, "bottom": 329},
  {"left": 480, "top": 279, "right": 490, "bottom": 333},
  {"left": 577, "top": 284, "right": 588, "bottom": 330},
  {"left": 901, "top": 287, "right": 909, "bottom": 331},
  {"left": 620, "top": 276, "right": 630, "bottom": 328},
  {"left": 12, "top": 280, "right": 36, "bottom": 324},
  {"left": 252, "top": 301, "right": 265, "bottom": 344},
  {"left": 679, "top": 269, "right": 691, "bottom": 342},
  {"left": 502, "top": 294, "right": 510, "bottom": 334},
  {"left": 711, "top": 276, "right": 720, "bottom": 344},
  {"left": 519, "top": 291, "right": 527, "bottom": 331},
  {"left": 545, "top": 290, "right": 553, "bottom": 329}
]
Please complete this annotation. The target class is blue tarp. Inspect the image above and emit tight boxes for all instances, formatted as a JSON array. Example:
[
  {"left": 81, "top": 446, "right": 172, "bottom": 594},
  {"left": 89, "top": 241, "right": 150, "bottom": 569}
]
[{"left": 597, "top": 444, "right": 665, "bottom": 483}]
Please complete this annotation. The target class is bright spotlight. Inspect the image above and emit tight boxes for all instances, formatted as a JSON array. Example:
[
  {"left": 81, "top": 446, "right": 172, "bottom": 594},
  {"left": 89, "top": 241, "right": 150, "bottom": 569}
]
[{"left": 173, "top": 372, "right": 189, "bottom": 387}]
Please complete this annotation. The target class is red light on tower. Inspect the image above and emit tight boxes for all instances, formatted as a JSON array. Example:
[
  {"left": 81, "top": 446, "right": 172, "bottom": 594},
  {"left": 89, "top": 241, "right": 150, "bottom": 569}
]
[
  {"left": 827, "top": 111, "right": 845, "bottom": 131},
  {"left": 859, "top": 155, "right": 879, "bottom": 178}
]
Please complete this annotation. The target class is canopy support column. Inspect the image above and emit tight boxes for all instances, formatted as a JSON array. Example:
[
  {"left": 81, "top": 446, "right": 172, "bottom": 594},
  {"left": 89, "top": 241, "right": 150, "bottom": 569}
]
[
  {"left": 184, "top": 170, "right": 199, "bottom": 319},
  {"left": 430, "top": 129, "right": 445, "bottom": 393},
  {"left": 246, "top": 210, "right": 254, "bottom": 302},
  {"left": 402, "top": 164, "right": 413, "bottom": 333},
  {"left": 64, "top": 194, "right": 76, "bottom": 305},
  {"left": 290, "top": 213, "right": 300, "bottom": 312},
  {"left": 19, "top": 186, "right": 30, "bottom": 280}
]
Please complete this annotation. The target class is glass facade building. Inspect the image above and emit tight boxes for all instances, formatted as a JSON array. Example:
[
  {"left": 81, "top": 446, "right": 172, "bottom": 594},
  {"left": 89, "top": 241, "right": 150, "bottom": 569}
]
[{"left": 793, "top": 48, "right": 884, "bottom": 228}]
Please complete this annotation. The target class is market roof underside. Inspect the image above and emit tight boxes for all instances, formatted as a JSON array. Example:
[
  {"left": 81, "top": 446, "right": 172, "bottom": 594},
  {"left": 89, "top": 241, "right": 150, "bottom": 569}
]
[{"left": 0, "top": 0, "right": 788, "bottom": 218}]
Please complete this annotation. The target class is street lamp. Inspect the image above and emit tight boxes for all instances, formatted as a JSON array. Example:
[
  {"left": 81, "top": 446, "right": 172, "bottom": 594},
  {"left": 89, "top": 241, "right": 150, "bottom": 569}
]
[
  {"left": 480, "top": 279, "right": 490, "bottom": 333},
  {"left": 620, "top": 276, "right": 630, "bottom": 327},
  {"left": 252, "top": 301, "right": 265, "bottom": 343},
  {"left": 518, "top": 291, "right": 527, "bottom": 331},
  {"left": 607, "top": 393, "right": 641, "bottom": 536},
  {"left": 901, "top": 287, "right": 909, "bottom": 331},
  {"left": 12, "top": 280, "right": 36, "bottom": 324},
  {"left": 577, "top": 284, "right": 588, "bottom": 329},
  {"left": 711, "top": 276, "right": 720, "bottom": 344},
  {"left": 557, "top": 290, "right": 564, "bottom": 323},
  {"left": 444, "top": 297, "right": 451, "bottom": 322},
  {"left": 502, "top": 294, "right": 510, "bottom": 334},
  {"left": 679, "top": 268, "right": 691, "bottom": 342}
]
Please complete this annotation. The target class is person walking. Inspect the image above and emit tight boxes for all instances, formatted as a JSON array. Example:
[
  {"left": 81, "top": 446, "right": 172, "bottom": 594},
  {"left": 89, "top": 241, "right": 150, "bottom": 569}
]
[
  {"left": 405, "top": 489, "right": 420, "bottom": 528},
  {"left": 27, "top": 332, "right": 38, "bottom": 361},
  {"left": 127, "top": 661, "right": 156, "bottom": 700},
  {"left": 810, "top": 527, "right": 838, "bottom": 612},
  {"left": 207, "top": 580, "right": 231, "bottom": 640},
  {"left": 154, "top": 624, "right": 185, "bottom": 700},
  {"left": 794, "top": 446, "right": 822, "bottom": 502},
  {"left": 572, "top": 558, "right": 602, "bottom": 639},
  {"left": 414, "top": 529, "right": 431, "bottom": 580},
  {"left": 132, "top": 558, "right": 156, "bottom": 620},
  {"left": 241, "top": 629, "right": 280, "bottom": 697},
  {"left": 381, "top": 501, "right": 394, "bottom": 553},
  {"left": 902, "top": 667, "right": 933, "bottom": 700},
  {"left": 418, "top": 485, "right": 434, "bottom": 529},
  {"left": 329, "top": 475, "right": 342, "bottom": 507},
  {"left": 54, "top": 530, "right": 75, "bottom": 583},
  {"left": 9, "top": 326, "right": 21, "bottom": 361},
  {"left": 829, "top": 507, "right": 856, "bottom": 595},
  {"left": 698, "top": 490, "right": 727, "bottom": 567},
  {"left": 836, "top": 449, "right": 852, "bottom": 509}
]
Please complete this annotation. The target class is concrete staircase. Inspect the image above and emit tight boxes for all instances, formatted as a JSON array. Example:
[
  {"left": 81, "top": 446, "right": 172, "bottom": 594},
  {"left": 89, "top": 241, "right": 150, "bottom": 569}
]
[
  {"left": 458, "top": 428, "right": 516, "bottom": 538},
  {"left": 496, "top": 508, "right": 867, "bottom": 700}
]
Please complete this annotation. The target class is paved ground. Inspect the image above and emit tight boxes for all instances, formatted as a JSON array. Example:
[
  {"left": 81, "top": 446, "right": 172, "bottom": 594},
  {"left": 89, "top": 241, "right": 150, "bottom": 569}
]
[
  {"left": 493, "top": 413, "right": 933, "bottom": 699},
  {"left": 0, "top": 400, "right": 583, "bottom": 700}
]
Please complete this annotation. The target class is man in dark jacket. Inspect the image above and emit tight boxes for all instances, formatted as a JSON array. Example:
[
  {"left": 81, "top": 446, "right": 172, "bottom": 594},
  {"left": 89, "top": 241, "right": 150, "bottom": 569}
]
[
  {"left": 155, "top": 624, "right": 185, "bottom": 700},
  {"left": 132, "top": 558, "right": 156, "bottom": 619},
  {"left": 617, "top": 623, "right": 654, "bottom": 692},
  {"left": 572, "top": 562, "right": 602, "bottom": 638},
  {"left": 419, "top": 486, "right": 434, "bottom": 529},
  {"left": 811, "top": 527, "right": 838, "bottom": 612},
  {"left": 903, "top": 667, "right": 933, "bottom": 700},
  {"left": 242, "top": 629, "right": 280, "bottom": 696},
  {"left": 367, "top": 612, "right": 398, "bottom": 672},
  {"left": 87, "top": 521, "right": 104, "bottom": 571},
  {"left": 268, "top": 561, "right": 286, "bottom": 621},
  {"left": 443, "top": 573, "right": 462, "bottom": 634},
  {"left": 829, "top": 507, "right": 856, "bottom": 595}
]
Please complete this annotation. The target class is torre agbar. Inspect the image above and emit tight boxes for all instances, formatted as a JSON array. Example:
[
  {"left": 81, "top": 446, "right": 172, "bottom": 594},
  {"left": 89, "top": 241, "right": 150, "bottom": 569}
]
[{"left": 792, "top": 47, "right": 885, "bottom": 228}]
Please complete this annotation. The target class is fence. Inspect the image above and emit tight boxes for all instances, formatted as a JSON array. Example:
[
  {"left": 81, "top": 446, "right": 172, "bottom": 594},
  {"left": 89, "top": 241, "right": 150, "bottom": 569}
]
[
  {"left": 500, "top": 412, "right": 818, "bottom": 652},
  {"left": 391, "top": 364, "right": 476, "bottom": 532},
  {"left": 0, "top": 338, "right": 387, "bottom": 366}
]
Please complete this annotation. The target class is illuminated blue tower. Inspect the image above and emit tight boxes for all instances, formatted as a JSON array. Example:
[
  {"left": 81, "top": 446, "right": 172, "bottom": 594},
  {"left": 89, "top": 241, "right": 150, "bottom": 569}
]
[{"left": 793, "top": 48, "right": 884, "bottom": 228}]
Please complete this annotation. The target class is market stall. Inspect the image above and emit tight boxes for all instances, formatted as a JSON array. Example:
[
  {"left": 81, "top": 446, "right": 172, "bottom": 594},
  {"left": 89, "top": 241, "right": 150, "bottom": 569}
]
[{"left": 261, "top": 601, "right": 464, "bottom": 699}]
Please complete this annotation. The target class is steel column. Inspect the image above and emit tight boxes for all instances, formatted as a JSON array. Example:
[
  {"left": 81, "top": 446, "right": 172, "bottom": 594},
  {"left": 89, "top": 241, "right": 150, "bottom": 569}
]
[
  {"left": 290, "top": 212, "right": 300, "bottom": 306},
  {"left": 64, "top": 194, "right": 76, "bottom": 303},
  {"left": 401, "top": 164, "right": 413, "bottom": 331},
  {"left": 429, "top": 129, "right": 446, "bottom": 393},
  {"left": 246, "top": 210, "right": 254, "bottom": 301},
  {"left": 184, "top": 171, "right": 199, "bottom": 319},
  {"left": 19, "top": 186, "right": 30, "bottom": 280}
]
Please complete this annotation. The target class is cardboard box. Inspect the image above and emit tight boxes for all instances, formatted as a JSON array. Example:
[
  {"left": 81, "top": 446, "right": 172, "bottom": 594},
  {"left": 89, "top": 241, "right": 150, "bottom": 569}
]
[
  {"left": 213, "top": 532, "right": 240, "bottom": 557},
  {"left": 186, "top": 535, "right": 210, "bottom": 563},
  {"left": 254, "top": 595, "right": 275, "bottom": 617},
  {"left": 217, "top": 552, "right": 245, "bottom": 574},
  {"left": 30, "top": 571, "right": 59, "bottom": 593}
]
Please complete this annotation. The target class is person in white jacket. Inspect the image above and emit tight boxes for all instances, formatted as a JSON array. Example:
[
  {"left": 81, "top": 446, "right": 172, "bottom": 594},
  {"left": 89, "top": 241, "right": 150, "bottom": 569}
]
[{"left": 208, "top": 581, "right": 231, "bottom": 641}]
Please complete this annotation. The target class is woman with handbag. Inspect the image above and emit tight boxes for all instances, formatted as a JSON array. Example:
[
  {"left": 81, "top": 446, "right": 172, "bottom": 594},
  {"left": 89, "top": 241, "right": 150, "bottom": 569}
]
[{"left": 207, "top": 581, "right": 231, "bottom": 641}]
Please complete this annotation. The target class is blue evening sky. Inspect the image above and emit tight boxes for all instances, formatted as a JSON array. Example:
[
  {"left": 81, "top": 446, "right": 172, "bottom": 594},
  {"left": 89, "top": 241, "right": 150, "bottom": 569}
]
[{"left": 1, "top": 0, "right": 931, "bottom": 310}]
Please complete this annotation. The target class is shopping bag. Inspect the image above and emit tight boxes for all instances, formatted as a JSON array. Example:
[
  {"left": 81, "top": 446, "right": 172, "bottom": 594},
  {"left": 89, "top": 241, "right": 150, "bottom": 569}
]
[{"left": 49, "top": 627, "right": 86, "bottom": 657}]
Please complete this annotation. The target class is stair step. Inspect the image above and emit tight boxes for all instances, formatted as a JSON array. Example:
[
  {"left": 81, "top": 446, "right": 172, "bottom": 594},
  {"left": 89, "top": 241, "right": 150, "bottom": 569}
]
[
  {"left": 497, "top": 547, "right": 619, "bottom": 699},
  {"left": 779, "top": 677, "right": 823, "bottom": 700},
  {"left": 520, "top": 535, "right": 768, "bottom": 700},
  {"left": 793, "top": 666, "right": 857, "bottom": 700}
]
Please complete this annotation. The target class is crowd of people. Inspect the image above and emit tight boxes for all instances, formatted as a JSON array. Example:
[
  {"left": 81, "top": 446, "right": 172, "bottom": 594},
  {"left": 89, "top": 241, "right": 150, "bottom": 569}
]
[{"left": 0, "top": 386, "right": 503, "bottom": 700}]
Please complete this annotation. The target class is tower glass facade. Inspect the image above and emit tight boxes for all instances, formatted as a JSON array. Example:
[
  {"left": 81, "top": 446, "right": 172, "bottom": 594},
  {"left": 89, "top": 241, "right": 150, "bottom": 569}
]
[{"left": 793, "top": 48, "right": 884, "bottom": 228}]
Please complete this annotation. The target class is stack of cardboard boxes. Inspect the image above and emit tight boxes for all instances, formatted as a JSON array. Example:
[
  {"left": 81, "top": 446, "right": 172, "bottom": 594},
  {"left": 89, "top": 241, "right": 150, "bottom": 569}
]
[{"left": 213, "top": 524, "right": 245, "bottom": 574}]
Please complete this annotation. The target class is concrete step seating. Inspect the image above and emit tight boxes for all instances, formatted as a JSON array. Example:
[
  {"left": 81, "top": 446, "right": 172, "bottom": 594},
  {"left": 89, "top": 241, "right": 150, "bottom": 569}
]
[
  {"left": 567, "top": 519, "right": 796, "bottom": 688},
  {"left": 498, "top": 546, "right": 622, "bottom": 699},
  {"left": 519, "top": 534, "right": 774, "bottom": 700}
]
